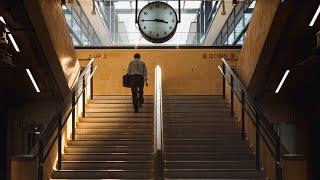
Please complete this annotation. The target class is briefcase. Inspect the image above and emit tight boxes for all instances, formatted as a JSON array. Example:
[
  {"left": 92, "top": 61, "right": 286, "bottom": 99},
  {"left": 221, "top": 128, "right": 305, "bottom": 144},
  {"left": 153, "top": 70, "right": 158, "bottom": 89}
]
[{"left": 123, "top": 74, "right": 132, "bottom": 88}]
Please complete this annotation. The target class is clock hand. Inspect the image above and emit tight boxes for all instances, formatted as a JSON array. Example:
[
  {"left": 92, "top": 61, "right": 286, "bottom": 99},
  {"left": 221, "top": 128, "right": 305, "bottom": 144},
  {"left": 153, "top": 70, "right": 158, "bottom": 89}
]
[
  {"left": 154, "top": 19, "right": 168, "bottom": 23},
  {"left": 141, "top": 19, "right": 168, "bottom": 23}
]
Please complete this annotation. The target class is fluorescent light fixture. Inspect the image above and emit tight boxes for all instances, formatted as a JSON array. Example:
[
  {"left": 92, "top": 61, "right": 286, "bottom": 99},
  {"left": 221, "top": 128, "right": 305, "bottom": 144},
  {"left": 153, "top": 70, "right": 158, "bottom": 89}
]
[
  {"left": 62, "top": 5, "right": 68, "bottom": 10},
  {"left": 8, "top": 34, "right": 20, "bottom": 52},
  {"left": 26, "top": 69, "right": 41, "bottom": 93},
  {"left": 309, "top": 5, "right": 320, "bottom": 26},
  {"left": 0, "top": 16, "right": 6, "bottom": 24},
  {"left": 275, "top": 70, "right": 290, "bottom": 94}
]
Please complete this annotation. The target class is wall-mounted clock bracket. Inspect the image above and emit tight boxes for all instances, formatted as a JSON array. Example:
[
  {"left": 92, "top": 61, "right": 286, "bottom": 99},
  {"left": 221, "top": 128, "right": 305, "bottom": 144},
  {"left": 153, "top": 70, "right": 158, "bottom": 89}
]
[{"left": 135, "top": 0, "right": 181, "bottom": 23}]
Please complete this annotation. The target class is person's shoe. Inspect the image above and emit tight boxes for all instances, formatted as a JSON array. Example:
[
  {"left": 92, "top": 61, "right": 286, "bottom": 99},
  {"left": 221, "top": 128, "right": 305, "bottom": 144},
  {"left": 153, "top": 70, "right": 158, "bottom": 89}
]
[
  {"left": 139, "top": 104, "right": 143, "bottom": 108},
  {"left": 134, "top": 109, "right": 139, "bottom": 113}
]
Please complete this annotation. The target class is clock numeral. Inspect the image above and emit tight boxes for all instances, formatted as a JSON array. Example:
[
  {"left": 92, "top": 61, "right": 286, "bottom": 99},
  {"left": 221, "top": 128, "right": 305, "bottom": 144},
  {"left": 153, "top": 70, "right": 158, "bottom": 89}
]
[
  {"left": 155, "top": 4, "right": 160, "bottom": 8},
  {"left": 169, "top": 26, "right": 172, "bottom": 29},
  {"left": 144, "top": 26, "right": 146, "bottom": 29},
  {"left": 144, "top": 12, "right": 148, "bottom": 15},
  {"left": 149, "top": 31, "right": 152, "bottom": 34},
  {"left": 172, "top": 19, "right": 175, "bottom": 23},
  {"left": 169, "top": 12, "right": 173, "bottom": 15},
  {"left": 149, "top": 6, "right": 152, "bottom": 10},
  {"left": 156, "top": 33, "right": 159, "bottom": 37},
  {"left": 164, "top": 32, "right": 167, "bottom": 35}
]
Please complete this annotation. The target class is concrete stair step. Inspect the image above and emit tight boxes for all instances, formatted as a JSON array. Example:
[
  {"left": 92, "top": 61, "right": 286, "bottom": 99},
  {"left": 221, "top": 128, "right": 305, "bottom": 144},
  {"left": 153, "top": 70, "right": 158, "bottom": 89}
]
[
  {"left": 61, "top": 161, "right": 152, "bottom": 170},
  {"left": 67, "top": 140, "right": 152, "bottom": 146},
  {"left": 164, "top": 128, "right": 241, "bottom": 133},
  {"left": 76, "top": 128, "right": 152, "bottom": 134},
  {"left": 93, "top": 95, "right": 153, "bottom": 100},
  {"left": 76, "top": 134, "right": 152, "bottom": 139},
  {"left": 89, "top": 99, "right": 153, "bottom": 104},
  {"left": 164, "top": 108, "right": 231, "bottom": 112},
  {"left": 87, "top": 103, "right": 153, "bottom": 108},
  {"left": 164, "top": 117, "right": 236, "bottom": 122},
  {"left": 163, "top": 99, "right": 228, "bottom": 104},
  {"left": 164, "top": 103, "right": 230, "bottom": 107},
  {"left": 164, "top": 139, "right": 246, "bottom": 146},
  {"left": 163, "top": 95, "right": 224, "bottom": 100},
  {"left": 164, "top": 113, "right": 232, "bottom": 117},
  {"left": 77, "top": 122, "right": 152, "bottom": 129},
  {"left": 85, "top": 112, "right": 153, "bottom": 118},
  {"left": 165, "top": 161, "right": 256, "bottom": 169},
  {"left": 165, "top": 146, "right": 251, "bottom": 153},
  {"left": 52, "top": 170, "right": 153, "bottom": 179},
  {"left": 164, "top": 169, "right": 263, "bottom": 179},
  {"left": 80, "top": 117, "right": 153, "bottom": 123},
  {"left": 164, "top": 122, "right": 238, "bottom": 128},
  {"left": 165, "top": 132, "right": 242, "bottom": 139},
  {"left": 62, "top": 153, "right": 153, "bottom": 161},
  {"left": 86, "top": 108, "right": 153, "bottom": 113},
  {"left": 165, "top": 154, "right": 255, "bottom": 161},
  {"left": 65, "top": 146, "right": 153, "bottom": 153}
]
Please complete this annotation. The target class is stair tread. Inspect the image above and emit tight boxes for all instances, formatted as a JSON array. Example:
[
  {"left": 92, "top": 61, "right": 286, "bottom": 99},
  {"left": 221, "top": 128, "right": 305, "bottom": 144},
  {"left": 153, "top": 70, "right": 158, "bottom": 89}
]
[
  {"left": 51, "top": 95, "right": 264, "bottom": 179},
  {"left": 62, "top": 160, "right": 152, "bottom": 162}
]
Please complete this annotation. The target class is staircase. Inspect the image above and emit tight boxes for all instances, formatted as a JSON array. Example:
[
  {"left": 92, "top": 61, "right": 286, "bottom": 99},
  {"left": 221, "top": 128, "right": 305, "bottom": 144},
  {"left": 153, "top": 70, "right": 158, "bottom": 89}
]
[
  {"left": 163, "top": 95, "right": 265, "bottom": 179},
  {"left": 51, "top": 95, "right": 154, "bottom": 179}
]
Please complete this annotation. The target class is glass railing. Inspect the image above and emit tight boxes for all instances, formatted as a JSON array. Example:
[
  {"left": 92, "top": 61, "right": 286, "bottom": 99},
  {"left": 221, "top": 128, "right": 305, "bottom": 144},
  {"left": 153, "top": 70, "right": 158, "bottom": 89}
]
[{"left": 75, "top": 32, "right": 204, "bottom": 46}]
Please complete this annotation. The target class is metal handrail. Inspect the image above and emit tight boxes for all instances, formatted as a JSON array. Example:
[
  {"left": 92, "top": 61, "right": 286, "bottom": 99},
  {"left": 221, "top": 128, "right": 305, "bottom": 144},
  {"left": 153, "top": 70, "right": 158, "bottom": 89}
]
[
  {"left": 38, "top": 58, "right": 96, "bottom": 180},
  {"left": 218, "top": 58, "right": 282, "bottom": 180}
]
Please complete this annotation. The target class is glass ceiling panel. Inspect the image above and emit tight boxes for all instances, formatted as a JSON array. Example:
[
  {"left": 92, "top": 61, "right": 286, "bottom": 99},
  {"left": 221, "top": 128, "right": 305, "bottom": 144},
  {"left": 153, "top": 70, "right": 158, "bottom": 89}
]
[{"left": 65, "top": 0, "right": 250, "bottom": 46}]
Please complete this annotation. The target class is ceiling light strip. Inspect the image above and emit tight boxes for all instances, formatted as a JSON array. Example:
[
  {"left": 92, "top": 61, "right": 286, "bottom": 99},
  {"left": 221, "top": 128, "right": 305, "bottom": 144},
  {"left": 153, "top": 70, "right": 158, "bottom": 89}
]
[
  {"left": 275, "top": 70, "right": 290, "bottom": 94},
  {"left": 26, "top": 69, "right": 41, "bottom": 93},
  {"left": 309, "top": 5, "right": 320, "bottom": 26},
  {"left": 0, "top": 16, "right": 6, "bottom": 24},
  {"left": 8, "top": 34, "right": 20, "bottom": 52}
]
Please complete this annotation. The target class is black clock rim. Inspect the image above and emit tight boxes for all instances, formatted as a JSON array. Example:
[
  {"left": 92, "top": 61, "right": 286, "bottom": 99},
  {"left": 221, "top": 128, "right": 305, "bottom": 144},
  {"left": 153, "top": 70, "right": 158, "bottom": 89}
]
[{"left": 137, "top": 1, "right": 178, "bottom": 44}]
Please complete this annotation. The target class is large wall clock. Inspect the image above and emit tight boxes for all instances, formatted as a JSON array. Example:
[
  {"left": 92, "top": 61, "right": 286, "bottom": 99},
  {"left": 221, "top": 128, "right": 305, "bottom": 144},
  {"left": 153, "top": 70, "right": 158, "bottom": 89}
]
[{"left": 137, "top": 2, "right": 178, "bottom": 43}]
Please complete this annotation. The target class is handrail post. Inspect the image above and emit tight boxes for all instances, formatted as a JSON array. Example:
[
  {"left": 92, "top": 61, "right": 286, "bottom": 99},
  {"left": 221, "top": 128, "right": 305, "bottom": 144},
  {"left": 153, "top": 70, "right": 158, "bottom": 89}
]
[
  {"left": 82, "top": 76, "right": 86, "bottom": 117},
  {"left": 222, "top": 63, "right": 226, "bottom": 99},
  {"left": 241, "top": 91, "right": 245, "bottom": 139},
  {"left": 276, "top": 139, "right": 282, "bottom": 180},
  {"left": 90, "top": 63, "right": 94, "bottom": 100},
  {"left": 230, "top": 75, "right": 234, "bottom": 116},
  {"left": 72, "top": 91, "right": 76, "bottom": 140},
  {"left": 256, "top": 113, "right": 261, "bottom": 170},
  {"left": 38, "top": 134, "right": 44, "bottom": 180},
  {"left": 57, "top": 114, "right": 62, "bottom": 170}
]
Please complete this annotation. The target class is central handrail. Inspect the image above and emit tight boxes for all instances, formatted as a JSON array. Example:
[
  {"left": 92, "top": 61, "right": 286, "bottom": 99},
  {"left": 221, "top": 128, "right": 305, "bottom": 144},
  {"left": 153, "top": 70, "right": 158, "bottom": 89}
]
[
  {"left": 154, "top": 65, "right": 163, "bottom": 179},
  {"left": 218, "top": 58, "right": 282, "bottom": 180},
  {"left": 38, "top": 58, "right": 96, "bottom": 180}
]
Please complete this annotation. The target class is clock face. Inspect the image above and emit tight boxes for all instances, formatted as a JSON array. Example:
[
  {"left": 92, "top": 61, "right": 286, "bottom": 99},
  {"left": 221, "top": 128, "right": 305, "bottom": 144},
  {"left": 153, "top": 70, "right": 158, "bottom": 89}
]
[{"left": 138, "top": 2, "right": 178, "bottom": 43}]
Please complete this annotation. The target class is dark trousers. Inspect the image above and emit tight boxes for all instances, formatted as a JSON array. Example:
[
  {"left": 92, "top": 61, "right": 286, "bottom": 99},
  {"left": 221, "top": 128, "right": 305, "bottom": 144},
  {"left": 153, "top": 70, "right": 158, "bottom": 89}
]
[{"left": 130, "top": 75, "right": 144, "bottom": 111}]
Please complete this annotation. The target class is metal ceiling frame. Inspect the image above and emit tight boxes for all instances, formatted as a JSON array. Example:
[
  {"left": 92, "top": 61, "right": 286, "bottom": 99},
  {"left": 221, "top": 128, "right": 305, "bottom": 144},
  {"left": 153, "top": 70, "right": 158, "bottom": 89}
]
[{"left": 135, "top": 0, "right": 182, "bottom": 23}]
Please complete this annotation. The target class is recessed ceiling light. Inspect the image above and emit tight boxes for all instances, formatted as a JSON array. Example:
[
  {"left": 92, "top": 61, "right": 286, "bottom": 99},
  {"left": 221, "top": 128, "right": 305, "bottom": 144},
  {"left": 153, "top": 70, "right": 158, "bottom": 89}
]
[
  {"left": 26, "top": 69, "right": 41, "bottom": 93},
  {"left": 275, "top": 70, "right": 290, "bottom": 94},
  {"left": 309, "top": 5, "right": 320, "bottom": 27}
]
